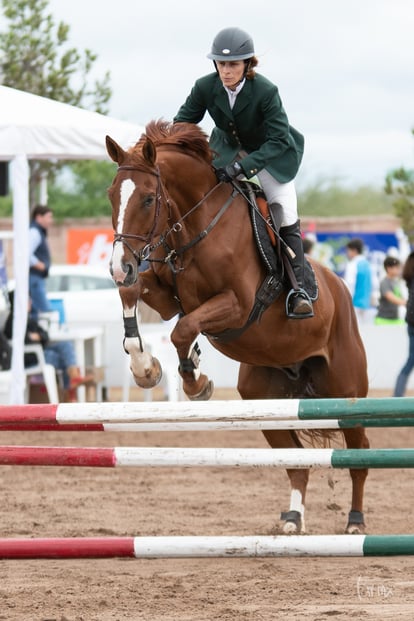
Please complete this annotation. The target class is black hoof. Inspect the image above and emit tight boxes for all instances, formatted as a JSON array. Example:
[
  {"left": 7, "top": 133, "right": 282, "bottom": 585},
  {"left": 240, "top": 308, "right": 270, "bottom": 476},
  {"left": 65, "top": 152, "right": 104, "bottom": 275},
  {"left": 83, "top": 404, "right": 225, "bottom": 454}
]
[
  {"left": 280, "top": 510, "right": 302, "bottom": 533},
  {"left": 346, "top": 510, "right": 365, "bottom": 533}
]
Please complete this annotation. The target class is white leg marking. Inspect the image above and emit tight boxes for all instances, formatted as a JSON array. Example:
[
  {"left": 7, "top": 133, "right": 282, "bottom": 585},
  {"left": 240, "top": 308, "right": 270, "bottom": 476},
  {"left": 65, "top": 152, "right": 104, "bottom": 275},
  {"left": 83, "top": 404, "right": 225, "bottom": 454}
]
[
  {"left": 289, "top": 489, "right": 303, "bottom": 514},
  {"left": 122, "top": 303, "right": 151, "bottom": 377},
  {"left": 283, "top": 489, "right": 305, "bottom": 534}
]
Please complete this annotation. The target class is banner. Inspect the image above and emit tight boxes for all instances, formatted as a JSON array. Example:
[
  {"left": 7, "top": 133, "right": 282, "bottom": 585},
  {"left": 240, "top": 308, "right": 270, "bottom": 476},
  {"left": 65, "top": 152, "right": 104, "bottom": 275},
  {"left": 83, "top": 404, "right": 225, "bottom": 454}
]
[
  {"left": 67, "top": 229, "right": 113, "bottom": 267},
  {"left": 0, "top": 240, "right": 7, "bottom": 289},
  {"left": 313, "top": 231, "right": 406, "bottom": 276}
]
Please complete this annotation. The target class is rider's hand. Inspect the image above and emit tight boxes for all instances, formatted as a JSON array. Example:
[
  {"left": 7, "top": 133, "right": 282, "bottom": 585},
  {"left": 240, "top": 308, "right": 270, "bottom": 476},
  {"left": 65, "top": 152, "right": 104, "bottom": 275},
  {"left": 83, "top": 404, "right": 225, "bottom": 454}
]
[{"left": 215, "top": 161, "right": 243, "bottom": 183}]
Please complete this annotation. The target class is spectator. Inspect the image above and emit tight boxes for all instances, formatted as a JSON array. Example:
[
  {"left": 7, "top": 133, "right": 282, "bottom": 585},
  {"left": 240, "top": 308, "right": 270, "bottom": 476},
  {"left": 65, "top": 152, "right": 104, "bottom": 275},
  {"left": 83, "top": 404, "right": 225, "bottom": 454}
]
[
  {"left": 4, "top": 291, "right": 93, "bottom": 402},
  {"left": 375, "top": 256, "right": 406, "bottom": 325},
  {"left": 29, "top": 204, "right": 53, "bottom": 319},
  {"left": 302, "top": 237, "right": 314, "bottom": 257},
  {"left": 394, "top": 252, "right": 414, "bottom": 396},
  {"left": 344, "top": 238, "right": 373, "bottom": 322}
]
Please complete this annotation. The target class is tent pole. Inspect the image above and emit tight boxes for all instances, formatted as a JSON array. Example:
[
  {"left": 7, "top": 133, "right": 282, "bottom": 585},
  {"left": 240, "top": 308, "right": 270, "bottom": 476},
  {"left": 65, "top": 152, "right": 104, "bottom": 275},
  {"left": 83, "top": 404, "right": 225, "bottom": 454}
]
[{"left": 10, "top": 155, "right": 30, "bottom": 404}]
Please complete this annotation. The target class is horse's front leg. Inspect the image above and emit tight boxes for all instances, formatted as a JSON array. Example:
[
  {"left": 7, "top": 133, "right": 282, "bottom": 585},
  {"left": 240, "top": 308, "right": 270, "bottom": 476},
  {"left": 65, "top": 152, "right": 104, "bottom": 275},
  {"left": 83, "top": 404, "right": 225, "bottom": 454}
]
[
  {"left": 171, "top": 290, "right": 242, "bottom": 400},
  {"left": 119, "top": 278, "right": 179, "bottom": 389}
]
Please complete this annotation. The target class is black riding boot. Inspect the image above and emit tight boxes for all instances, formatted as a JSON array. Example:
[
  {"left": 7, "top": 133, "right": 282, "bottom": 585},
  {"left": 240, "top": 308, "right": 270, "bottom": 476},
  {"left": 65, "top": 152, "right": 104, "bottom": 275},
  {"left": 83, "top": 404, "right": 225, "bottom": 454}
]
[{"left": 280, "top": 220, "right": 314, "bottom": 318}]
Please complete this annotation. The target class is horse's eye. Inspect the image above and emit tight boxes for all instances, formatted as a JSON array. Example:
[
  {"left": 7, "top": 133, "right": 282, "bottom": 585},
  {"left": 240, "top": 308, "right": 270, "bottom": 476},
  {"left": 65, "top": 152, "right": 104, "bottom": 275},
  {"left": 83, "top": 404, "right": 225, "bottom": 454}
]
[{"left": 142, "top": 195, "right": 155, "bottom": 209}]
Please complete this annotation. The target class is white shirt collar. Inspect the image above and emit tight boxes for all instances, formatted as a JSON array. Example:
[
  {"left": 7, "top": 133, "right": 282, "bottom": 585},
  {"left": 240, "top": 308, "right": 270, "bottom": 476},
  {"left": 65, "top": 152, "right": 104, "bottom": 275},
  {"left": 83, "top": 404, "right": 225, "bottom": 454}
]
[{"left": 224, "top": 79, "right": 246, "bottom": 109}]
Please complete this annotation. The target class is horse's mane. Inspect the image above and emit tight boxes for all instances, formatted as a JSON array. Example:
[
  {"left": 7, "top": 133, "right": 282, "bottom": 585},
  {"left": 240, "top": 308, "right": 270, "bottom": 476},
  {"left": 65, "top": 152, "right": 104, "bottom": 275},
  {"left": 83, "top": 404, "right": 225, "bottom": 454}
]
[{"left": 128, "top": 119, "right": 213, "bottom": 167}]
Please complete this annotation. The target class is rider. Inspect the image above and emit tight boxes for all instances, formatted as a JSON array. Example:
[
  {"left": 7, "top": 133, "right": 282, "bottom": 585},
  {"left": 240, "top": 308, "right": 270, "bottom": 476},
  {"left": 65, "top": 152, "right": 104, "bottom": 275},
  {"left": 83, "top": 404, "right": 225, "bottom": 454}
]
[{"left": 174, "top": 27, "right": 313, "bottom": 318}]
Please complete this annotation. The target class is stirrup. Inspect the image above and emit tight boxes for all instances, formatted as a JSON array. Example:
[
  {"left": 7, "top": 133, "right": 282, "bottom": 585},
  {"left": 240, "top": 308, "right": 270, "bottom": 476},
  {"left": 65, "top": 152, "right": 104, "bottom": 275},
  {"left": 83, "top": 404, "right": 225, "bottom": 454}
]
[{"left": 285, "top": 288, "right": 314, "bottom": 319}]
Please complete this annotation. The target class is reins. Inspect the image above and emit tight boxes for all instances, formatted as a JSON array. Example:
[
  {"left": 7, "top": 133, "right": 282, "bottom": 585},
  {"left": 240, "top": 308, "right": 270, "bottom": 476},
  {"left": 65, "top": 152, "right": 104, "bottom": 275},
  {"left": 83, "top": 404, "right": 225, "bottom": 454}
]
[
  {"left": 113, "top": 164, "right": 238, "bottom": 270},
  {"left": 112, "top": 161, "right": 288, "bottom": 341},
  {"left": 161, "top": 186, "right": 239, "bottom": 273}
]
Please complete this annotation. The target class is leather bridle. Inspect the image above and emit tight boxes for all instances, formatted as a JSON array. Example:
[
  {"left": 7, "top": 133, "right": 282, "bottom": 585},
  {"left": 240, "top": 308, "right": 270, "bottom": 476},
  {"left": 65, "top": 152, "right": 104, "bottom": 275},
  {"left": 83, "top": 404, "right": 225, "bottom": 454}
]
[
  {"left": 112, "top": 164, "right": 236, "bottom": 269},
  {"left": 112, "top": 164, "right": 168, "bottom": 265}
]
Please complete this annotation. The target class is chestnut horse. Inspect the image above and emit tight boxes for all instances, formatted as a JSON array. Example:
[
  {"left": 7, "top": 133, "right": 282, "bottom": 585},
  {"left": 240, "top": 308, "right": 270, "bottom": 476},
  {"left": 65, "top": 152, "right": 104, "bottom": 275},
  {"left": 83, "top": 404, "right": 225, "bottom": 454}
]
[{"left": 106, "top": 120, "right": 370, "bottom": 535}]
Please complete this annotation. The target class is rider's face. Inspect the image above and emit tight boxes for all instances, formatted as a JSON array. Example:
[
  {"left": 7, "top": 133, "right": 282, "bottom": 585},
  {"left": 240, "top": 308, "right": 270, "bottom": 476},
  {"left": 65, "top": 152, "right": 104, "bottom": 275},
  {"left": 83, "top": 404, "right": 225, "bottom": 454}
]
[{"left": 216, "top": 60, "right": 245, "bottom": 90}]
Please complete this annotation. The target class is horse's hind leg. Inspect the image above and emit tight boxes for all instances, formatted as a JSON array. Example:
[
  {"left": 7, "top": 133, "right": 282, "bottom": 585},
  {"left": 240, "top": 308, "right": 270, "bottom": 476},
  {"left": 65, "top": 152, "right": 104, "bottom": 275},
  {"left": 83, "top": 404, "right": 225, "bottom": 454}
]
[
  {"left": 263, "top": 429, "right": 309, "bottom": 534},
  {"left": 342, "top": 427, "right": 370, "bottom": 534},
  {"left": 238, "top": 364, "right": 309, "bottom": 534}
]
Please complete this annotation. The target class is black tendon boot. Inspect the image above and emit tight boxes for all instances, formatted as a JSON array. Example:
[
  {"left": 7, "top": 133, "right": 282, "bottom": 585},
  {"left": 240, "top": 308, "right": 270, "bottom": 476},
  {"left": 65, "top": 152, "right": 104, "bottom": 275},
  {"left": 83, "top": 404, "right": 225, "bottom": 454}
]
[{"left": 280, "top": 220, "right": 314, "bottom": 318}]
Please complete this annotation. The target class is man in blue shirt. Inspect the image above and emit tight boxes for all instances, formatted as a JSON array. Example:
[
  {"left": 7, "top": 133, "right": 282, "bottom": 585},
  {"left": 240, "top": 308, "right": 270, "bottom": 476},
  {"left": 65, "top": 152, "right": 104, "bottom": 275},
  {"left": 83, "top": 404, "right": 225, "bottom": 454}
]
[{"left": 29, "top": 205, "right": 53, "bottom": 319}]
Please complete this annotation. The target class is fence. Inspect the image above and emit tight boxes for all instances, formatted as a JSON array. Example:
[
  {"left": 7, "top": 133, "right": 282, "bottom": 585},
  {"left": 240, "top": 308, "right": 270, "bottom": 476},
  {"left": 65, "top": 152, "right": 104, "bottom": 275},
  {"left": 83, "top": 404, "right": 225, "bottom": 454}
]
[{"left": 0, "top": 397, "right": 413, "bottom": 558}]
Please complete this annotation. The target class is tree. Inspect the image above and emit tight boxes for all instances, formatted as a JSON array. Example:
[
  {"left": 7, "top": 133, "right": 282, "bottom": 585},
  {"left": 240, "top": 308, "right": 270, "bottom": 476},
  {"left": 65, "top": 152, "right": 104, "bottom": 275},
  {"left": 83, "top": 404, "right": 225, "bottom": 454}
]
[
  {"left": 298, "top": 181, "right": 393, "bottom": 217},
  {"left": 47, "top": 161, "right": 116, "bottom": 219},
  {"left": 0, "top": 0, "right": 112, "bottom": 203},
  {"left": 385, "top": 130, "right": 414, "bottom": 243}
]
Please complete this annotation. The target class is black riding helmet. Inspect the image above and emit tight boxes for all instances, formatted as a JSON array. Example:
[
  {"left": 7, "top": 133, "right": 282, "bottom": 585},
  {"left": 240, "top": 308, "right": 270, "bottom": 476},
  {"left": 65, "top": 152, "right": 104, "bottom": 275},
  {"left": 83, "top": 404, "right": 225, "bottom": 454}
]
[{"left": 207, "top": 27, "right": 255, "bottom": 61}]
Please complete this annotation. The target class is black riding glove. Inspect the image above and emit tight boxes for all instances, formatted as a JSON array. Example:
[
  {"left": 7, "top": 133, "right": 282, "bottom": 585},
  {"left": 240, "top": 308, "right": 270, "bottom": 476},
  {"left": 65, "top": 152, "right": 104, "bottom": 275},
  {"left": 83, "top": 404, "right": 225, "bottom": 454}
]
[{"left": 215, "top": 161, "right": 243, "bottom": 183}]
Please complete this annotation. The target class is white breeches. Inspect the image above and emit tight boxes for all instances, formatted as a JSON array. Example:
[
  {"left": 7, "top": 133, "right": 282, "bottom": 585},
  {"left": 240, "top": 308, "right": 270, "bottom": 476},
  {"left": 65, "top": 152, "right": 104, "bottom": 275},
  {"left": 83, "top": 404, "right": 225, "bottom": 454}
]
[{"left": 256, "top": 169, "right": 298, "bottom": 227}]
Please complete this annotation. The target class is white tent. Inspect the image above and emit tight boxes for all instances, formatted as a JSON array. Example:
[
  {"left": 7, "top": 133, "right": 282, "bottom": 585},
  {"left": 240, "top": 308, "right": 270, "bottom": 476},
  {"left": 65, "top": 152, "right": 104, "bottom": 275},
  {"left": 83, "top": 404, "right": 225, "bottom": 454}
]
[{"left": 0, "top": 85, "right": 144, "bottom": 403}]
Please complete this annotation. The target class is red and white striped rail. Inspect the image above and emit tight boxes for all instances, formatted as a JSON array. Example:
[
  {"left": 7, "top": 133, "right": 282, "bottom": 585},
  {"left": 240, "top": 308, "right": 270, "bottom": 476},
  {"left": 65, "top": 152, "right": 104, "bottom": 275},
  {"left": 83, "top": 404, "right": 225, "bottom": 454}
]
[
  {"left": 0, "top": 535, "right": 413, "bottom": 558},
  {"left": 1, "top": 398, "right": 414, "bottom": 432},
  {"left": 1, "top": 446, "right": 414, "bottom": 468}
]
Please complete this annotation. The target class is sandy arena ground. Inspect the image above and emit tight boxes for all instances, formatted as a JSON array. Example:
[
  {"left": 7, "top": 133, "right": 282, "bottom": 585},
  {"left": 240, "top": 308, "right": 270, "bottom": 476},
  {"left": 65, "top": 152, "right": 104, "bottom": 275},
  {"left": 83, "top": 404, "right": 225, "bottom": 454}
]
[{"left": 0, "top": 387, "right": 413, "bottom": 620}]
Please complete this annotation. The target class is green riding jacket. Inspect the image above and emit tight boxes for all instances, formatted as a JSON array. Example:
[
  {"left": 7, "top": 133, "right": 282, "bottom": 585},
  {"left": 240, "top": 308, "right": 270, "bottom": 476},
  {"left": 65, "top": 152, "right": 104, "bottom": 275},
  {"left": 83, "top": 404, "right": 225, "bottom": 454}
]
[{"left": 174, "top": 72, "right": 304, "bottom": 183}]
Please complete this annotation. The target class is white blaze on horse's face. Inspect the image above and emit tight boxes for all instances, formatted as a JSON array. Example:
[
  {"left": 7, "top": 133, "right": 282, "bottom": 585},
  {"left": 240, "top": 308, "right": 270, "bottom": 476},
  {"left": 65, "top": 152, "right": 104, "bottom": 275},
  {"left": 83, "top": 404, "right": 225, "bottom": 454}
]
[{"left": 111, "top": 178, "right": 136, "bottom": 282}]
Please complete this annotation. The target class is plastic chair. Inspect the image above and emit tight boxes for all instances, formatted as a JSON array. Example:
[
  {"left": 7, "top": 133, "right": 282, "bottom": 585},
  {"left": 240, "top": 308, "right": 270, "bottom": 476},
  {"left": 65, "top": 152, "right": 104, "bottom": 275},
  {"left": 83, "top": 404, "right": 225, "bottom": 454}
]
[
  {"left": 0, "top": 370, "right": 13, "bottom": 404},
  {"left": 23, "top": 344, "right": 60, "bottom": 404}
]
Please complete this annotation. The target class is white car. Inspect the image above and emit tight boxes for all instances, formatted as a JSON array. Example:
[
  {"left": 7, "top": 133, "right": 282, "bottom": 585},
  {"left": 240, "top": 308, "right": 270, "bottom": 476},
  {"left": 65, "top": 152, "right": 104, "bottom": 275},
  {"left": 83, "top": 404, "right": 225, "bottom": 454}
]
[
  {"left": 45, "top": 264, "right": 121, "bottom": 325},
  {"left": 6, "top": 264, "right": 121, "bottom": 327}
]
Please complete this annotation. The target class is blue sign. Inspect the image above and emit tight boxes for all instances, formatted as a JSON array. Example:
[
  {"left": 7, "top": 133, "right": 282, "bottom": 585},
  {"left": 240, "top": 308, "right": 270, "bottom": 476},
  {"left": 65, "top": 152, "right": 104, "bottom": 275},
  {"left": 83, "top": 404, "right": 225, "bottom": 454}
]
[
  {"left": 0, "top": 240, "right": 7, "bottom": 288},
  {"left": 312, "top": 232, "right": 403, "bottom": 277}
]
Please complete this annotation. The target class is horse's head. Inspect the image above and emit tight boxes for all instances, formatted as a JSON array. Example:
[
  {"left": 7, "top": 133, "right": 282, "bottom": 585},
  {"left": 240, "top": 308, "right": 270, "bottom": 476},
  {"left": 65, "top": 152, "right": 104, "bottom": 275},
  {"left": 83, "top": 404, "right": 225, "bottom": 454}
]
[
  {"left": 107, "top": 121, "right": 215, "bottom": 288},
  {"left": 106, "top": 132, "right": 166, "bottom": 287}
]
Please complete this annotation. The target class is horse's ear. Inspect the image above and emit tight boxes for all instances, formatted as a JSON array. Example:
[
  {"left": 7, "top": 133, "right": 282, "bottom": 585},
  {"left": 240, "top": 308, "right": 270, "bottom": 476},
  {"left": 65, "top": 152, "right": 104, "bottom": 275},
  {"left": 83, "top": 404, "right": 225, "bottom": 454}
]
[
  {"left": 106, "top": 135, "right": 126, "bottom": 165},
  {"left": 142, "top": 137, "right": 156, "bottom": 166}
]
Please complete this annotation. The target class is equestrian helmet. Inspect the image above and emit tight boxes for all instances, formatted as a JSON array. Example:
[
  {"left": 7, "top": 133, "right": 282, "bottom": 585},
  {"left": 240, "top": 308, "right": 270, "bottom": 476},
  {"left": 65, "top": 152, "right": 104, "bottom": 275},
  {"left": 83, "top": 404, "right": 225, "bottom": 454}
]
[{"left": 207, "top": 27, "right": 255, "bottom": 61}]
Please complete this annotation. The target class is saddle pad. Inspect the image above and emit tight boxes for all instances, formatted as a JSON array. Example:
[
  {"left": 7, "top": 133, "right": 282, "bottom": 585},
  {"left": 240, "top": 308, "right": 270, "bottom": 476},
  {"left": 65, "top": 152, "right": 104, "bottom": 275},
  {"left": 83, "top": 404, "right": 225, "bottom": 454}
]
[{"left": 249, "top": 198, "right": 318, "bottom": 302}]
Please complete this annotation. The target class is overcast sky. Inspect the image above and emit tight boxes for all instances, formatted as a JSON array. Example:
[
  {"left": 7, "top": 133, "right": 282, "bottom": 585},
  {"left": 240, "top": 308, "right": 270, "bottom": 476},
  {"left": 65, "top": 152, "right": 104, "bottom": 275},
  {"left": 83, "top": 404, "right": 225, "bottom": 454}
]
[{"left": 19, "top": 1, "right": 414, "bottom": 187}]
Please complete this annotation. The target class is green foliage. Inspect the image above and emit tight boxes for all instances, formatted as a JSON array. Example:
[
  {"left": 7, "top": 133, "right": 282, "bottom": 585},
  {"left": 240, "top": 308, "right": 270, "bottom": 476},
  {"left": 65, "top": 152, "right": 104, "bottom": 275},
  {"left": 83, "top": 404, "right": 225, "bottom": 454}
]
[
  {"left": 0, "top": 194, "right": 12, "bottom": 217},
  {"left": 385, "top": 151, "right": 414, "bottom": 243},
  {"left": 47, "top": 160, "right": 117, "bottom": 220},
  {"left": 298, "top": 181, "right": 394, "bottom": 217},
  {"left": 0, "top": 0, "right": 111, "bottom": 111},
  {"left": 0, "top": 0, "right": 112, "bottom": 204},
  {"left": 0, "top": 160, "right": 116, "bottom": 219}
]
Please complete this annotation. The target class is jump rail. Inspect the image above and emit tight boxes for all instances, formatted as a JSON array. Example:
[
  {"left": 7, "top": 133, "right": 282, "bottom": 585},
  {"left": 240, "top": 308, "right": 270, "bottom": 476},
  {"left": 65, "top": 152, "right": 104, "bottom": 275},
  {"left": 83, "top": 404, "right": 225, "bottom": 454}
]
[
  {"left": 1, "top": 417, "right": 414, "bottom": 432},
  {"left": 1, "top": 397, "right": 414, "bottom": 429},
  {"left": 2, "top": 397, "right": 414, "bottom": 559},
  {"left": 0, "top": 535, "right": 413, "bottom": 559},
  {"left": 1, "top": 446, "right": 414, "bottom": 468}
]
